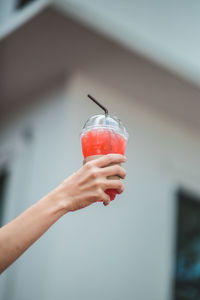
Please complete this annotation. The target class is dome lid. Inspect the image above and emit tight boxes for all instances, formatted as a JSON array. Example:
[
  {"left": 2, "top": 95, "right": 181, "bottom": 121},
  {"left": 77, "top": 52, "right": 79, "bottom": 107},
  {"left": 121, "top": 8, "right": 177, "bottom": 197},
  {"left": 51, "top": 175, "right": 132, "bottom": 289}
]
[{"left": 81, "top": 114, "right": 129, "bottom": 140}]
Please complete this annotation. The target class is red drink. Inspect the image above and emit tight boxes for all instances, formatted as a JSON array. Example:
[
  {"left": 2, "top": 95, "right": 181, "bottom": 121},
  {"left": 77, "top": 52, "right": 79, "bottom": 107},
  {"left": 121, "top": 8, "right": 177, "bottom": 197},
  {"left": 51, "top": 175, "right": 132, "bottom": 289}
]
[
  {"left": 81, "top": 129, "right": 126, "bottom": 157},
  {"left": 81, "top": 127, "right": 127, "bottom": 200}
]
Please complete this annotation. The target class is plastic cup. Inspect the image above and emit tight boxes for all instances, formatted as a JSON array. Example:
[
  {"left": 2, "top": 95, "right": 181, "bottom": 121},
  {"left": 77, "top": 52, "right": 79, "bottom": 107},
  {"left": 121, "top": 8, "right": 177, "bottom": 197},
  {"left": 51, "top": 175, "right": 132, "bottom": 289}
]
[{"left": 81, "top": 114, "right": 128, "bottom": 201}]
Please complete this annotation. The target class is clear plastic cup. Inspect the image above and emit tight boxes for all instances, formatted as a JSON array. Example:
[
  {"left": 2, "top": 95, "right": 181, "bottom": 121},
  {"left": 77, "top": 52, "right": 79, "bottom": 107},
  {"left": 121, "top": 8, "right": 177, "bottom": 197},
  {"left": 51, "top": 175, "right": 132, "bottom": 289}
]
[{"left": 81, "top": 114, "right": 128, "bottom": 201}]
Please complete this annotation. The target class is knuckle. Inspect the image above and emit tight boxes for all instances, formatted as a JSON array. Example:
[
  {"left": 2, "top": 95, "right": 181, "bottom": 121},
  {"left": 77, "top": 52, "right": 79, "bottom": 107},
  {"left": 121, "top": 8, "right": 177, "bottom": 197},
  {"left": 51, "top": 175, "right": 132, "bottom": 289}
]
[
  {"left": 94, "top": 188, "right": 103, "bottom": 200},
  {"left": 114, "top": 165, "right": 126, "bottom": 178},
  {"left": 115, "top": 165, "right": 121, "bottom": 173},
  {"left": 120, "top": 182, "right": 124, "bottom": 193},
  {"left": 85, "top": 161, "right": 94, "bottom": 170},
  {"left": 117, "top": 181, "right": 124, "bottom": 192},
  {"left": 105, "top": 154, "right": 124, "bottom": 166},
  {"left": 93, "top": 179, "right": 100, "bottom": 188},
  {"left": 98, "top": 188, "right": 104, "bottom": 197},
  {"left": 121, "top": 168, "right": 126, "bottom": 178},
  {"left": 90, "top": 168, "right": 99, "bottom": 179}
]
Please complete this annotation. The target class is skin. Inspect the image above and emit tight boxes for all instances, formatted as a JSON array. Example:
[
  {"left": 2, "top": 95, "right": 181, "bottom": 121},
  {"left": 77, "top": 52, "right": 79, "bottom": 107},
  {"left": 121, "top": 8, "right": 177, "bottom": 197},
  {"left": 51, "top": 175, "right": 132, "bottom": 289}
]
[{"left": 0, "top": 154, "right": 126, "bottom": 273}]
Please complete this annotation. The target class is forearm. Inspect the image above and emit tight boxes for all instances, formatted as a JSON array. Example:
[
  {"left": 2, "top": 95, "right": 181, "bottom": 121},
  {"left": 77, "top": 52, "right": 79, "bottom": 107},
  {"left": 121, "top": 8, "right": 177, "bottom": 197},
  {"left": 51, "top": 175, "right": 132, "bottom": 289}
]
[
  {"left": 0, "top": 154, "right": 126, "bottom": 274},
  {"left": 0, "top": 189, "right": 67, "bottom": 273}
]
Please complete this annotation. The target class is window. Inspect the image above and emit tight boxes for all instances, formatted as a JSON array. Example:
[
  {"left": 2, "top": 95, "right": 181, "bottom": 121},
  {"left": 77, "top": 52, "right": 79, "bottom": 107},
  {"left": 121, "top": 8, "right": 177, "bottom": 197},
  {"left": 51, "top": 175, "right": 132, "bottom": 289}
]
[
  {"left": 16, "top": 0, "right": 36, "bottom": 10},
  {"left": 173, "top": 189, "right": 200, "bottom": 300},
  {"left": 0, "top": 169, "right": 9, "bottom": 227}
]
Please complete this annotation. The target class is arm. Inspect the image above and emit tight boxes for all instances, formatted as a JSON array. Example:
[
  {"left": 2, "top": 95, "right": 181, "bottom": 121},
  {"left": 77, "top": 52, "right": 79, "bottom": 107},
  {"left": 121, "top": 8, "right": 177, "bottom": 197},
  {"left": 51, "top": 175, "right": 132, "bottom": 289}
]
[{"left": 0, "top": 154, "right": 126, "bottom": 273}]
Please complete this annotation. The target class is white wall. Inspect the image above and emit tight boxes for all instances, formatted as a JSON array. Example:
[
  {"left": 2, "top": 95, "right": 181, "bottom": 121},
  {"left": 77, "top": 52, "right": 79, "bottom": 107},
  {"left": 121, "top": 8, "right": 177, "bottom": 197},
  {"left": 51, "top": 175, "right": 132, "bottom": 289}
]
[
  {"left": 55, "top": 0, "right": 200, "bottom": 86},
  {"left": 0, "top": 72, "right": 200, "bottom": 300}
]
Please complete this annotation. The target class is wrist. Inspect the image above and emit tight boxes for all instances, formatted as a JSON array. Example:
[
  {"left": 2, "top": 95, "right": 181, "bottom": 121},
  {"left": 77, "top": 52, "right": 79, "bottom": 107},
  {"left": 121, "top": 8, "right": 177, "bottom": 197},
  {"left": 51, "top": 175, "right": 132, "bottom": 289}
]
[{"left": 47, "top": 185, "right": 72, "bottom": 216}]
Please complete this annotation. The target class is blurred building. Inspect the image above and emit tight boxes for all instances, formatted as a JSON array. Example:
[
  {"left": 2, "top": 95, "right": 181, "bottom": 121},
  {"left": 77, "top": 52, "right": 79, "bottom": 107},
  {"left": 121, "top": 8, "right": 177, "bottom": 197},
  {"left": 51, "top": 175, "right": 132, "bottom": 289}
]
[{"left": 0, "top": 1, "right": 200, "bottom": 300}]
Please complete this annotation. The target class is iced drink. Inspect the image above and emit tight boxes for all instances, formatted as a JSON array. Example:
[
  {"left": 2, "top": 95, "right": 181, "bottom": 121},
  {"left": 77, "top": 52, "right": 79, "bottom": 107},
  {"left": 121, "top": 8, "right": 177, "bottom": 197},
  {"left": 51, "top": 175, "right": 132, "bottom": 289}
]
[{"left": 81, "top": 114, "right": 128, "bottom": 201}]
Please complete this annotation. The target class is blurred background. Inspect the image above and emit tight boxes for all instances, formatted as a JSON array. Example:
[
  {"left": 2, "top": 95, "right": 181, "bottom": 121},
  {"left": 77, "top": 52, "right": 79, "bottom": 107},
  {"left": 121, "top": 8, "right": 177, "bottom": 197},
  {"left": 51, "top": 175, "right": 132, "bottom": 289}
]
[{"left": 0, "top": 1, "right": 200, "bottom": 299}]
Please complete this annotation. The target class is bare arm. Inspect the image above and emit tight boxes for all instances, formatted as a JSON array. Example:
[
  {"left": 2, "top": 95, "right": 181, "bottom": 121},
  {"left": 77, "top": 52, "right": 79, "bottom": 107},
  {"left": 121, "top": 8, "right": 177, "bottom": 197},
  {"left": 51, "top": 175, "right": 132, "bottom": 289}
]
[{"left": 0, "top": 154, "right": 126, "bottom": 273}]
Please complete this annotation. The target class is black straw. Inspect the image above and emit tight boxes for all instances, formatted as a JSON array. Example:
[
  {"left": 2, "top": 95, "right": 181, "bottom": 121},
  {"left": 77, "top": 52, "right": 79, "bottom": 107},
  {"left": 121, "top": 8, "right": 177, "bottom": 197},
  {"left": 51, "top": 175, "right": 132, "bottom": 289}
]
[{"left": 87, "top": 94, "right": 108, "bottom": 116}]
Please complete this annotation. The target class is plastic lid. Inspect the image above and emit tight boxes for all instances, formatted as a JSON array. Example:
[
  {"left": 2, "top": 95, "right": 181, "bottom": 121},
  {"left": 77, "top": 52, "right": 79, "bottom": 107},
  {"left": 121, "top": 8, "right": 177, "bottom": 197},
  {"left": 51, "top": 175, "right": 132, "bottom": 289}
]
[{"left": 81, "top": 114, "right": 129, "bottom": 140}]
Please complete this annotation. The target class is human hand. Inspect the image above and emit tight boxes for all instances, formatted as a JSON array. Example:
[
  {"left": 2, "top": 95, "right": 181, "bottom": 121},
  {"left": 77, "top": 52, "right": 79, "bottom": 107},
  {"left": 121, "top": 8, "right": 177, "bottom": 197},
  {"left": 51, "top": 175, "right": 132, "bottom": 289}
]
[{"left": 56, "top": 154, "right": 127, "bottom": 212}]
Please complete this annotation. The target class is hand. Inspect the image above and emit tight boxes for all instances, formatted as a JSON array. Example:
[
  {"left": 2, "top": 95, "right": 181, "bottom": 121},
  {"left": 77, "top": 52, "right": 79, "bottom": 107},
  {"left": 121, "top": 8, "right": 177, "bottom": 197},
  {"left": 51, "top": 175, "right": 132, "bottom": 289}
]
[
  {"left": 56, "top": 154, "right": 127, "bottom": 212},
  {"left": 0, "top": 154, "right": 126, "bottom": 273}
]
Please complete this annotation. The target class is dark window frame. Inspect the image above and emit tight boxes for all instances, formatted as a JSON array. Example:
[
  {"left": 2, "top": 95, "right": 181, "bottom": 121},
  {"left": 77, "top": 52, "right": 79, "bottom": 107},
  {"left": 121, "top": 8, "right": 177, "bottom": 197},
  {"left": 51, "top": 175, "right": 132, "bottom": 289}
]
[
  {"left": 15, "top": 0, "right": 36, "bottom": 10},
  {"left": 173, "top": 188, "right": 200, "bottom": 300},
  {"left": 0, "top": 169, "right": 9, "bottom": 227}
]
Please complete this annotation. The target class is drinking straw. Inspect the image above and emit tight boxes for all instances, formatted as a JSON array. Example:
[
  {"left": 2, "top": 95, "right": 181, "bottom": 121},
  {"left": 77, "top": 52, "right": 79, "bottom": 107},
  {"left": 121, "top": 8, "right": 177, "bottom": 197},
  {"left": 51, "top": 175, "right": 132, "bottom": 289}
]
[{"left": 87, "top": 94, "right": 108, "bottom": 116}]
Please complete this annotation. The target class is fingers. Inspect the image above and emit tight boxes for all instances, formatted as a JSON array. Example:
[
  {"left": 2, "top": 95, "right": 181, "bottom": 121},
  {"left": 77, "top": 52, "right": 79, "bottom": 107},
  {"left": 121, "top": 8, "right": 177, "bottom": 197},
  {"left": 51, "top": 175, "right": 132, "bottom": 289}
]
[
  {"left": 94, "top": 154, "right": 126, "bottom": 168},
  {"left": 102, "top": 193, "right": 111, "bottom": 206},
  {"left": 103, "top": 179, "right": 124, "bottom": 194},
  {"left": 102, "top": 180, "right": 124, "bottom": 206},
  {"left": 100, "top": 165, "right": 126, "bottom": 179},
  {"left": 82, "top": 154, "right": 126, "bottom": 207}
]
